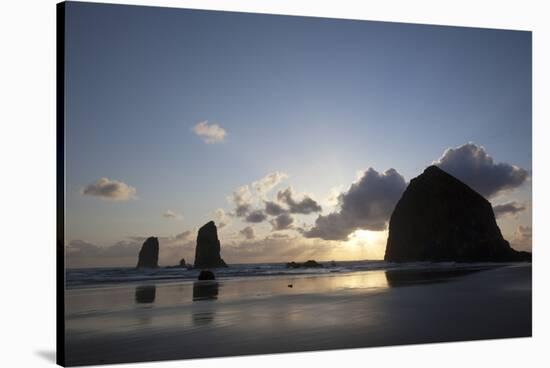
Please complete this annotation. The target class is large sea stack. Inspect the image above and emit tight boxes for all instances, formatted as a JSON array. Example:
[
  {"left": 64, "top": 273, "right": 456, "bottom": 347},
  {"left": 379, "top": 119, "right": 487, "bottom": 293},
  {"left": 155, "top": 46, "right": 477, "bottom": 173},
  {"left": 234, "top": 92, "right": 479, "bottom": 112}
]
[
  {"left": 384, "top": 166, "right": 531, "bottom": 262},
  {"left": 194, "top": 221, "right": 227, "bottom": 268},
  {"left": 136, "top": 237, "right": 159, "bottom": 268}
]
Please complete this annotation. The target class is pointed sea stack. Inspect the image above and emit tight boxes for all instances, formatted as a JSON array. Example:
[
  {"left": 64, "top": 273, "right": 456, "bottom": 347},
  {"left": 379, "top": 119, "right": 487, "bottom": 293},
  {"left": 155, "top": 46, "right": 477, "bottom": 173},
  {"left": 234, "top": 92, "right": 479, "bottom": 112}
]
[
  {"left": 136, "top": 237, "right": 159, "bottom": 268},
  {"left": 194, "top": 221, "right": 227, "bottom": 268},
  {"left": 384, "top": 166, "right": 531, "bottom": 262}
]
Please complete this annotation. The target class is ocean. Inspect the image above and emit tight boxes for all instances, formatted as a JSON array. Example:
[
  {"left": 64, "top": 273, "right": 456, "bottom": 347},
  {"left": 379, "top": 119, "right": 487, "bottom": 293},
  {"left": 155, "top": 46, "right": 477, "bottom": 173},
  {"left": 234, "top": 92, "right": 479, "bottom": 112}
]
[{"left": 65, "top": 260, "right": 505, "bottom": 289}]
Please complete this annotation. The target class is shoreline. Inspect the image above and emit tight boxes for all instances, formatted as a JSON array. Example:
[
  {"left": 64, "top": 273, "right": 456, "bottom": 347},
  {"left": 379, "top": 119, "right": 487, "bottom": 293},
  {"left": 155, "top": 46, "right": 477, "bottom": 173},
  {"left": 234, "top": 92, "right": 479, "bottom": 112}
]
[{"left": 65, "top": 264, "right": 531, "bottom": 366}]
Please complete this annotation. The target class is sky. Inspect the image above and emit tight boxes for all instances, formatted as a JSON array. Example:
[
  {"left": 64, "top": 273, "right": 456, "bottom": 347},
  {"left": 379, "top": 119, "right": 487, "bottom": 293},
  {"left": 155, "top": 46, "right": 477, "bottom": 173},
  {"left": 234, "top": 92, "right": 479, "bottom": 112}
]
[{"left": 64, "top": 2, "right": 532, "bottom": 268}]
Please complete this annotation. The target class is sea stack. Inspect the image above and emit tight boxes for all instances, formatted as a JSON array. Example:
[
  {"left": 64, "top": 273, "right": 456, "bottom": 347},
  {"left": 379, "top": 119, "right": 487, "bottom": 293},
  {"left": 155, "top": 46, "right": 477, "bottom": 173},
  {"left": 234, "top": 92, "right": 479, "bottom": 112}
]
[
  {"left": 384, "top": 166, "right": 531, "bottom": 262},
  {"left": 194, "top": 221, "right": 227, "bottom": 268},
  {"left": 136, "top": 237, "right": 159, "bottom": 268}
]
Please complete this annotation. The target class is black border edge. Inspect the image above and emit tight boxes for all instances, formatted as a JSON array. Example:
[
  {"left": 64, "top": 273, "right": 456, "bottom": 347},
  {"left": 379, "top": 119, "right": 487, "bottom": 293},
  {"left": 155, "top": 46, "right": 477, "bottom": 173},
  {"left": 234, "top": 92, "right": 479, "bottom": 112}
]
[{"left": 56, "top": 2, "right": 66, "bottom": 366}]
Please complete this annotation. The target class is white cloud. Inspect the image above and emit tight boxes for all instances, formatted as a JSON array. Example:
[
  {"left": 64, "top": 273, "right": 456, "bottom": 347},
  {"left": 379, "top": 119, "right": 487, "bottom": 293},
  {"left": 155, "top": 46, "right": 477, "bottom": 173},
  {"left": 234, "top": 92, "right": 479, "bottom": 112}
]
[
  {"left": 81, "top": 177, "right": 136, "bottom": 201},
  {"left": 252, "top": 171, "right": 288, "bottom": 194},
  {"left": 229, "top": 185, "right": 253, "bottom": 217},
  {"left": 192, "top": 120, "right": 226, "bottom": 144},
  {"left": 214, "top": 208, "right": 230, "bottom": 228},
  {"left": 162, "top": 210, "right": 183, "bottom": 219},
  {"left": 511, "top": 225, "right": 532, "bottom": 251}
]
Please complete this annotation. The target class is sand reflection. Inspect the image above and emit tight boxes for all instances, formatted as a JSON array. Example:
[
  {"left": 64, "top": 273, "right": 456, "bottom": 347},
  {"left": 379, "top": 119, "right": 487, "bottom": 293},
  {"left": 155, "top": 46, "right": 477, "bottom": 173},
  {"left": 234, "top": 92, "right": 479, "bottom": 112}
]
[
  {"left": 135, "top": 285, "right": 156, "bottom": 304},
  {"left": 193, "top": 281, "right": 219, "bottom": 301}
]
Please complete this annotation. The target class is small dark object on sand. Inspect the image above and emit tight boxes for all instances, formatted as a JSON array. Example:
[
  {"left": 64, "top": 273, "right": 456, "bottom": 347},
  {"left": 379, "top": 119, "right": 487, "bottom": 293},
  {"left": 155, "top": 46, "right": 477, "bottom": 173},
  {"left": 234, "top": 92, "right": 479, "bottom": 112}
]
[
  {"left": 179, "top": 258, "right": 186, "bottom": 267},
  {"left": 288, "top": 284, "right": 293, "bottom": 288},
  {"left": 286, "top": 260, "right": 323, "bottom": 269},
  {"left": 198, "top": 270, "right": 216, "bottom": 280}
]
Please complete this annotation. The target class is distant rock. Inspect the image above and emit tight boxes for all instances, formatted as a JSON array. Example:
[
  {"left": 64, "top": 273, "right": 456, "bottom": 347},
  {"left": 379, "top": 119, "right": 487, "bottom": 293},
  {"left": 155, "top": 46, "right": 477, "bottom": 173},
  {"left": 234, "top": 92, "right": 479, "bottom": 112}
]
[
  {"left": 136, "top": 237, "right": 159, "bottom": 268},
  {"left": 384, "top": 166, "right": 532, "bottom": 262},
  {"left": 286, "top": 260, "right": 323, "bottom": 269},
  {"left": 194, "top": 221, "right": 227, "bottom": 268},
  {"left": 198, "top": 270, "right": 216, "bottom": 280}
]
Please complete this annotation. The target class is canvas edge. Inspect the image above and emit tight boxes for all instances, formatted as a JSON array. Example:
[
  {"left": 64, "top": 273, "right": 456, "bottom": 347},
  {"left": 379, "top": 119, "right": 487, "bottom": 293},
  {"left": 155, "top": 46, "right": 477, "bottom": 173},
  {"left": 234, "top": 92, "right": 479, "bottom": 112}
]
[{"left": 56, "top": 2, "right": 66, "bottom": 367}]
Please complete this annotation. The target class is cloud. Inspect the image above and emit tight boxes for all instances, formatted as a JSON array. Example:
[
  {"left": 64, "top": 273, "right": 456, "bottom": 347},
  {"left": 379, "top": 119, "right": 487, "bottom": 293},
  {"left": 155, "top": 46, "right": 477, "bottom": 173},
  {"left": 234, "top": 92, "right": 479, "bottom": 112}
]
[
  {"left": 264, "top": 201, "right": 286, "bottom": 216},
  {"left": 245, "top": 210, "right": 267, "bottom": 223},
  {"left": 493, "top": 201, "right": 527, "bottom": 218},
  {"left": 304, "top": 168, "right": 407, "bottom": 240},
  {"left": 230, "top": 185, "right": 253, "bottom": 217},
  {"left": 67, "top": 233, "right": 196, "bottom": 268},
  {"left": 239, "top": 226, "right": 256, "bottom": 240},
  {"left": 511, "top": 225, "right": 532, "bottom": 251},
  {"left": 270, "top": 213, "right": 294, "bottom": 231},
  {"left": 81, "top": 177, "right": 136, "bottom": 201},
  {"left": 162, "top": 210, "right": 183, "bottom": 219},
  {"left": 277, "top": 187, "right": 322, "bottom": 214},
  {"left": 252, "top": 171, "right": 288, "bottom": 194},
  {"left": 323, "top": 185, "right": 345, "bottom": 207},
  {"left": 434, "top": 143, "right": 528, "bottom": 198},
  {"left": 214, "top": 208, "right": 230, "bottom": 228},
  {"left": 175, "top": 230, "right": 193, "bottom": 241},
  {"left": 192, "top": 121, "right": 226, "bottom": 144},
  {"left": 220, "top": 235, "right": 332, "bottom": 263}
]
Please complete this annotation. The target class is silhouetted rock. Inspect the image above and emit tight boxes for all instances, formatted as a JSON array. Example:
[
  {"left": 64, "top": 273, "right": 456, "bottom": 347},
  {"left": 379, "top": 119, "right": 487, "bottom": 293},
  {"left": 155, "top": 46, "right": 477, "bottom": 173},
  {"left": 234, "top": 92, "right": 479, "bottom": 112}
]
[
  {"left": 179, "top": 258, "right": 186, "bottom": 267},
  {"left": 286, "top": 260, "right": 323, "bottom": 268},
  {"left": 136, "top": 237, "right": 159, "bottom": 268},
  {"left": 194, "top": 221, "right": 227, "bottom": 268},
  {"left": 198, "top": 270, "right": 216, "bottom": 280},
  {"left": 384, "top": 166, "right": 532, "bottom": 262}
]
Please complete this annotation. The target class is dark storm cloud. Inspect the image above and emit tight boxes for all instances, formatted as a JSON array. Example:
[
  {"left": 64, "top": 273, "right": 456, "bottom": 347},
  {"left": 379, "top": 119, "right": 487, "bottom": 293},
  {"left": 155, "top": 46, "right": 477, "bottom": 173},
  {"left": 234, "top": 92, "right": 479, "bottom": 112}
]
[
  {"left": 277, "top": 187, "right": 322, "bottom": 214},
  {"left": 434, "top": 143, "right": 528, "bottom": 198},
  {"left": 81, "top": 177, "right": 136, "bottom": 201},
  {"left": 245, "top": 210, "right": 267, "bottom": 223},
  {"left": 239, "top": 226, "right": 256, "bottom": 240},
  {"left": 264, "top": 201, "right": 287, "bottom": 216},
  {"left": 270, "top": 213, "right": 295, "bottom": 231},
  {"left": 304, "top": 168, "right": 407, "bottom": 241},
  {"left": 493, "top": 201, "right": 527, "bottom": 218}
]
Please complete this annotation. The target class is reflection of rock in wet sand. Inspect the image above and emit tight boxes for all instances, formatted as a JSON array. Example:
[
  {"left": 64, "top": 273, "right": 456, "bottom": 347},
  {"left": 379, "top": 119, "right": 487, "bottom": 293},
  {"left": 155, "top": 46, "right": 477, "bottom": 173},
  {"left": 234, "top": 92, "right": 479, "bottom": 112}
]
[
  {"left": 192, "top": 281, "right": 219, "bottom": 301},
  {"left": 192, "top": 311, "right": 215, "bottom": 326},
  {"left": 135, "top": 285, "right": 156, "bottom": 303},
  {"left": 385, "top": 267, "right": 490, "bottom": 287}
]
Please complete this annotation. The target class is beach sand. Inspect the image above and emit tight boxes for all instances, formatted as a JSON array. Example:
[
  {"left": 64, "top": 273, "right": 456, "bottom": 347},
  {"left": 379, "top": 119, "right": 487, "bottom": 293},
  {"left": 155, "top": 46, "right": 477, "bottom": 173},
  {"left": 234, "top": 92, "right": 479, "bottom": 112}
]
[{"left": 65, "top": 264, "right": 531, "bottom": 366}]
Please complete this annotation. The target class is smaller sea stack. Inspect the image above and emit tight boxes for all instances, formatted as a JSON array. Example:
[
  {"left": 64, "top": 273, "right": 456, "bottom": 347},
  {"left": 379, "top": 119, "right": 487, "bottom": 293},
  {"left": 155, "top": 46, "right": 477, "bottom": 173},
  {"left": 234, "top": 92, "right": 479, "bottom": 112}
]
[
  {"left": 194, "top": 221, "right": 227, "bottom": 268},
  {"left": 136, "top": 237, "right": 159, "bottom": 268}
]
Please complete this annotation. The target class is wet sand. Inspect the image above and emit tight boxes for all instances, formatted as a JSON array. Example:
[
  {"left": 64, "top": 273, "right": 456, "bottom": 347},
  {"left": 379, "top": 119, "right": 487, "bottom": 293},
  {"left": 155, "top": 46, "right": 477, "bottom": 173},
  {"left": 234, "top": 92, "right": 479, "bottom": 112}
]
[{"left": 65, "top": 264, "right": 531, "bottom": 366}]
